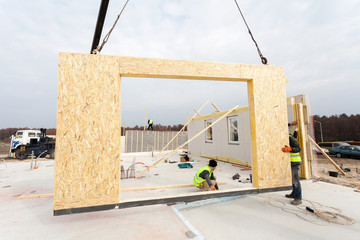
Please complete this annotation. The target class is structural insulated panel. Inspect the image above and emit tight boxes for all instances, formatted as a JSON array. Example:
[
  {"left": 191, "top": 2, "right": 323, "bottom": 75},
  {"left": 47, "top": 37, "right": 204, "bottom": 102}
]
[
  {"left": 54, "top": 53, "right": 121, "bottom": 210},
  {"left": 54, "top": 53, "right": 291, "bottom": 212}
]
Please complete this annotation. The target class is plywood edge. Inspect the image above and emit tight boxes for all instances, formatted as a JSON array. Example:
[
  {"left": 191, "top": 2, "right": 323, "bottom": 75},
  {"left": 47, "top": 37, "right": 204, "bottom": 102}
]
[{"left": 53, "top": 193, "right": 120, "bottom": 210}]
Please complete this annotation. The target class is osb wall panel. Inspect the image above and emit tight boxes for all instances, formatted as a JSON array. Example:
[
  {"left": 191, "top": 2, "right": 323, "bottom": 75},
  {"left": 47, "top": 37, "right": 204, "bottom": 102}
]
[
  {"left": 117, "top": 56, "right": 290, "bottom": 189},
  {"left": 293, "top": 103, "right": 311, "bottom": 180},
  {"left": 55, "top": 53, "right": 290, "bottom": 212},
  {"left": 248, "top": 68, "right": 291, "bottom": 188},
  {"left": 54, "top": 53, "right": 121, "bottom": 210}
]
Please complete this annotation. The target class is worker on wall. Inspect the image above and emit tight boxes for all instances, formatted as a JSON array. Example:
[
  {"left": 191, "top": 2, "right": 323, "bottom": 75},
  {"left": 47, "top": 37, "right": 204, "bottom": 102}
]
[
  {"left": 282, "top": 122, "right": 302, "bottom": 205},
  {"left": 148, "top": 119, "right": 153, "bottom": 130},
  {"left": 193, "top": 159, "right": 219, "bottom": 191}
]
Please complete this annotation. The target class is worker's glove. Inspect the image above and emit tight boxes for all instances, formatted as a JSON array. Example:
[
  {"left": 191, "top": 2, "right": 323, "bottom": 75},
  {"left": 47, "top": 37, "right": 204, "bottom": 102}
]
[
  {"left": 210, "top": 185, "right": 216, "bottom": 191},
  {"left": 282, "top": 145, "right": 292, "bottom": 152}
]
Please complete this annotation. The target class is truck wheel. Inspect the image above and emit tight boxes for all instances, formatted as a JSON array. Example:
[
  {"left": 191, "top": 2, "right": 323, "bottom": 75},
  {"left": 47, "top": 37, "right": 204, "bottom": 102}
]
[{"left": 15, "top": 149, "right": 28, "bottom": 160}]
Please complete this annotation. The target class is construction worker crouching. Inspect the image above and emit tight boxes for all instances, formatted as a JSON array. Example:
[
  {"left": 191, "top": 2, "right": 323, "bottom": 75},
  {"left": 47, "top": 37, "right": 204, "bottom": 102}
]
[{"left": 193, "top": 159, "right": 219, "bottom": 191}]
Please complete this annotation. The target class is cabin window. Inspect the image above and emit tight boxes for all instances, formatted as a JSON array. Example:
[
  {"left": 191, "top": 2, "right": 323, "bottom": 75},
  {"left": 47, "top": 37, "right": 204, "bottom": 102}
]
[
  {"left": 15, "top": 132, "right": 23, "bottom": 138},
  {"left": 28, "top": 132, "right": 36, "bottom": 137},
  {"left": 228, "top": 117, "right": 239, "bottom": 143},
  {"left": 205, "top": 120, "right": 213, "bottom": 143}
]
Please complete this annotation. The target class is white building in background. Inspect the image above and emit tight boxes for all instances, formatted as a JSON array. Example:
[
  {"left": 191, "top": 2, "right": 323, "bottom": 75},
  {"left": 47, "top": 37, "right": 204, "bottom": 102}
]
[
  {"left": 187, "top": 95, "right": 311, "bottom": 171},
  {"left": 187, "top": 107, "right": 252, "bottom": 167}
]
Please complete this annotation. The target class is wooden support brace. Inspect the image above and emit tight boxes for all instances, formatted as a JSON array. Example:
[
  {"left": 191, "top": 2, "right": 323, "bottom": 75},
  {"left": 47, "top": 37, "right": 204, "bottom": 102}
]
[
  {"left": 136, "top": 105, "right": 239, "bottom": 178},
  {"left": 155, "top": 100, "right": 209, "bottom": 157},
  {"left": 194, "top": 109, "right": 202, "bottom": 116},
  {"left": 211, "top": 102, "right": 221, "bottom": 112},
  {"left": 308, "top": 136, "right": 346, "bottom": 175},
  {"left": 144, "top": 109, "right": 147, "bottom": 131}
]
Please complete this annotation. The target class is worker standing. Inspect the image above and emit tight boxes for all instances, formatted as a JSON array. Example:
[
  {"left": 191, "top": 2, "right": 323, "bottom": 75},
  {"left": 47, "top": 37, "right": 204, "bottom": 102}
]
[
  {"left": 193, "top": 159, "right": 219, "bottom": 191},
  {"left": 148, "top": 119, "right": 153, "bottom": 130},
  {"left": 282, "top": 122, "right": 302, "bottom": 205}
]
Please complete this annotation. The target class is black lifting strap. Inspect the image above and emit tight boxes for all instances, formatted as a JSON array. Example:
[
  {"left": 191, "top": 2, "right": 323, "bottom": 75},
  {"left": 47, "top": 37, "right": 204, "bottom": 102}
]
[{"left": 234, "top": 0, "right": 268, "bottom": 65}]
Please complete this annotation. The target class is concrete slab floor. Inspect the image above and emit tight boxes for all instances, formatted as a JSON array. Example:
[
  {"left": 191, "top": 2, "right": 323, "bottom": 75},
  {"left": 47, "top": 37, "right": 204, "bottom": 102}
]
[
  {"left": 180, "top": 181, "right": 360, "bottom": 240},
  {"left": 1, "top": 156, "right": 359, "bottom": 239},
  {"left": 119, "top": 153, "right": 253, "bottom": 200}
]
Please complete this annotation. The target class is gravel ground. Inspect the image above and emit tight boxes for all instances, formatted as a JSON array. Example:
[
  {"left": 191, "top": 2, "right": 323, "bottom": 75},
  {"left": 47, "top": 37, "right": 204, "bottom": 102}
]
[{"left": 313, "top": 154, "right": 360, "bottom": 189}]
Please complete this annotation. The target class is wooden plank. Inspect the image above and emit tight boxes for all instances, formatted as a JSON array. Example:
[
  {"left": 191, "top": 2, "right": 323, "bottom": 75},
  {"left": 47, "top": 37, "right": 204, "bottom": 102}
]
[
  {"left": 293, "top": 103, "right": 310, "bottom": 179},
  {"left": 194, "top": 109, "right": 202, "bottom": 116},
  {"left": 18, "top": 182, "right": 228, "bottom": 200},
  {"left": 308, "top": 136, "right": 346, "bottom": 175},
  {"left": 18, "top": 194, "right": 54, "bottom": 200},
  {"left": 211, "top": 102, "right": 221, "bottom": 112},
  {"left": 303, "top": 105, "right": 310, "bottom": 125},
  {"left": 121, "top": 182, "right": 227, "bottom": 192},
  {"left": 135, "top": 105, "right": 239, "bottom": 178}
]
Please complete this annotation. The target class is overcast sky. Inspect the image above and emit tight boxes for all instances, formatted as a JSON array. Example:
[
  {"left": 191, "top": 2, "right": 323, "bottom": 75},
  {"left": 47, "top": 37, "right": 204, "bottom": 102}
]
[{"left": 0, "top": 0, "right": 359, "bottom": 129}]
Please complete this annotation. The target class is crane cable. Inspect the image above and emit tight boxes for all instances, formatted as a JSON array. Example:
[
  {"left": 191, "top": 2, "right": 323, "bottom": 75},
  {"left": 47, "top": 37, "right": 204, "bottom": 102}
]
[
  {"left": 233, "top": 0, "right": 268, "bottom": 65},
  {"left": 92, "top": 0, "right": 131, "bottom": 54},
  {"left": 93, "top": 0, "right": 268, "bottom": 65}
]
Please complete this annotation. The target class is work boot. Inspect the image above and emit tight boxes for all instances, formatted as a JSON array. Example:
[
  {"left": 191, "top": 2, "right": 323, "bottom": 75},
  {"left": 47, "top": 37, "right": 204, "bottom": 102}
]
[
  {"left": 291, "top": 199, "right": 302, "bottom": 205},
  {"left": 285, "top": 194, "right": 295, "bottom": 198}
]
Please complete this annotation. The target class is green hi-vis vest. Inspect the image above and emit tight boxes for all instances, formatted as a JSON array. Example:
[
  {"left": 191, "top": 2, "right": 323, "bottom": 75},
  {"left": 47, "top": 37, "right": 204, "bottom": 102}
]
[
  {"left": 289, "top": 135, "right": 302, "bottom": 163},
  {"left": 193, "top": 166, "right": 213, "bottom": 187},
  {"left": 149, "top": 119, "right": 153, "bottom": 124}
]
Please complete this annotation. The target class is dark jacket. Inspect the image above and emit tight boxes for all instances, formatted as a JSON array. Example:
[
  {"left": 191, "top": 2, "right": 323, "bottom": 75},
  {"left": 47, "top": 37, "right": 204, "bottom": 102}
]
[
  {"left": 289, "top": 131, "right": 302, "bottom": 166},
  {"left": 199, "top": 169, "right": 219, "bottom": 189}
]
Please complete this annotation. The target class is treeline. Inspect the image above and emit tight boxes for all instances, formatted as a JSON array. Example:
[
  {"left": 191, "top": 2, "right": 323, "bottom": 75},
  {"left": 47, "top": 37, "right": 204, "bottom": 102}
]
[
  {"left": 0, "top": 128, "right": 56, "bottom": 143},
  {"left": 2, "top": 115, "right": 357, "bottom": 144},
  {"left": 312, "top": 114, "right": 360, "bottom": 142}
]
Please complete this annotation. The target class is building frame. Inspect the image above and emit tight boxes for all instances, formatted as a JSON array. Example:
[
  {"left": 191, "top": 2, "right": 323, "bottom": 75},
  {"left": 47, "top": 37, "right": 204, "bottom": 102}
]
[{"left": 54, "top": 53, "right": 291, "bottom": 214}]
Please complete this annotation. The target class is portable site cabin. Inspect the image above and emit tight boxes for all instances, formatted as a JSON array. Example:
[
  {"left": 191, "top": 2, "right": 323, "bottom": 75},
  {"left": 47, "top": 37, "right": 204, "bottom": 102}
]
[
  {"left": 187, "top": 94, "right": 313, "bottom": 179},
  {"left": 187, "top": 106, "right": 252, "bottom": 167}
]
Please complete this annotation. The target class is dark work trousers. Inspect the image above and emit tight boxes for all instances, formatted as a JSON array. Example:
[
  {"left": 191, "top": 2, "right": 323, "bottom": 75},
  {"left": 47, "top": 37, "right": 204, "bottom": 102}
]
[
  {"left": 148, "top": 124, "right": 153, "bottom": 130},
  {"left": 291, "top": 164, "right": 302, "bottom": 199}
]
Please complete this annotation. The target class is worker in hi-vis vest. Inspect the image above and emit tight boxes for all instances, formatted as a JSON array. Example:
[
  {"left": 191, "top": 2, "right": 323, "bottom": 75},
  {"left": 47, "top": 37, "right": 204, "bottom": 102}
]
[
  {"left": 282, "top": 121, "right": 302, "bottom": 205},
  {"left": 193, "top": 159, "right": 219, "bottom": 191},
  {"left": 147, "top": 119, "right": 153, "bottom": 130}
]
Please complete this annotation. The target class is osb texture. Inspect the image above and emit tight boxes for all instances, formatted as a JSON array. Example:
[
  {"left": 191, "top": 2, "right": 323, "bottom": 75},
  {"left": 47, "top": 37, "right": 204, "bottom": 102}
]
[
  {"left": 248, "top": 68, "right": 290, "bottom": 188},
  {"left": 293, "top": 103, "right": 311, "bottom": 180},
  {"left": 287, "top": 95, "right": 313, "bottom": 180},
  {"left": 55, "top": 53, "right": 290, "bottom": 211},
  {"left": 54, "top": 53, "right": 121, "bottom": 210}
]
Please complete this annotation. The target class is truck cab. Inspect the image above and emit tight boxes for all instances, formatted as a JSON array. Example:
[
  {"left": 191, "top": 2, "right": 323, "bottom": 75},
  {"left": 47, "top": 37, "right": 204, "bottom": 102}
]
[{"left": 9, "top": 129, "right": 55, "bottom": 159}]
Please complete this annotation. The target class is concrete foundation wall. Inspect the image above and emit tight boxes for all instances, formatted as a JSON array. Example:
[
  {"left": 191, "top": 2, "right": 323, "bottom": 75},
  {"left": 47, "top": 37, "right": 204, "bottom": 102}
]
[{"left": 124, "top": 130, "right": 187, "bottom": 153}]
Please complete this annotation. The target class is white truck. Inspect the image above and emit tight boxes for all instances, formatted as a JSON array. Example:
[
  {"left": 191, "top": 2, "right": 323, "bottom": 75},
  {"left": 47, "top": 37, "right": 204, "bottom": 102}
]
[{"left": 9, "top": 129, "right": 55, "bottom": 159}]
